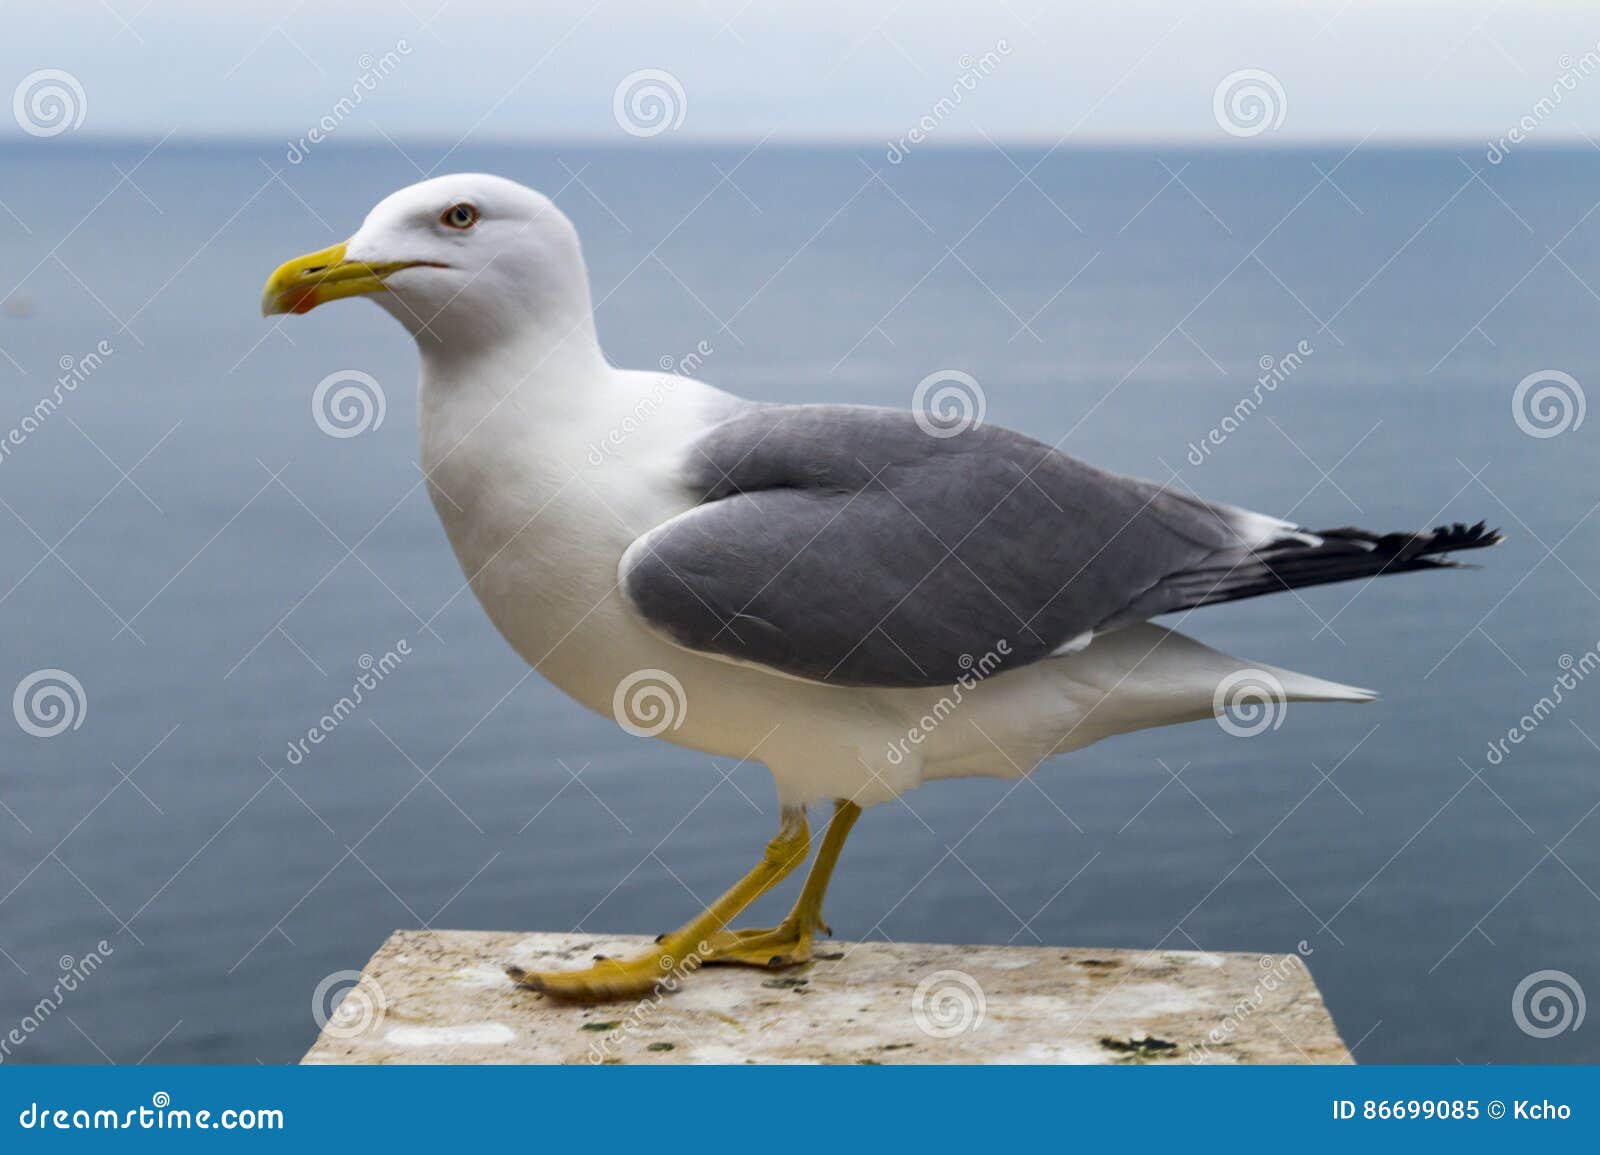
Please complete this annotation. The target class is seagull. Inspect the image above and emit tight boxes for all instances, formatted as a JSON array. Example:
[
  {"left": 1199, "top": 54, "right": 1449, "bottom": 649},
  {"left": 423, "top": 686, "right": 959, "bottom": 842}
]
[{"left": 262, "top": 174, "right": 1502, "bottom": 1002}]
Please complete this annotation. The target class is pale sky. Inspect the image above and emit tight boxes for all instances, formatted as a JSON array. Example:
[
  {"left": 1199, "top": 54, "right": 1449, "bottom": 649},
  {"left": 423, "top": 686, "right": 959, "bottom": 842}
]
[{"left": 6, "top": 1, "right": 1600, "bottom": 143}]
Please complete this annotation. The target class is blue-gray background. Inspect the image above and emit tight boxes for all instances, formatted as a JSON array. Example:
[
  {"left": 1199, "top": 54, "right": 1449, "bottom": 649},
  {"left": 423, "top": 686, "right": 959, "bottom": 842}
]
[{"left": 0, "top": 141, "right": 1596, "bottom": 1064}]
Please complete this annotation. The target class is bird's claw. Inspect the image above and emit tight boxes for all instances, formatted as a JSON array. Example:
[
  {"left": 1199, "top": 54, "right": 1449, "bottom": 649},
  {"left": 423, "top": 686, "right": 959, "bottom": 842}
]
[
  {"left": 699, "top": 922, "right": 817, "bottom": 969},
  {"left": 507, "top": 941, "right": 707, "bottom": 1002}
]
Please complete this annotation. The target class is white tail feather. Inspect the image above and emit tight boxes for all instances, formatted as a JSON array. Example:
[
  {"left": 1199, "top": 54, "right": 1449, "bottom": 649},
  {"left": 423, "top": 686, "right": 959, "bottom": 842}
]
[{"left": 1043, "top": 624, "right": 1375, "bottom": 754}]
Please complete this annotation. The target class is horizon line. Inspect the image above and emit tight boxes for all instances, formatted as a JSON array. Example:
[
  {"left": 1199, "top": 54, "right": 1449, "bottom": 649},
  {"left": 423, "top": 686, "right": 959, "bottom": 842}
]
[{"left": 0, "top": 130, "right": 1577, "bottom": 152}]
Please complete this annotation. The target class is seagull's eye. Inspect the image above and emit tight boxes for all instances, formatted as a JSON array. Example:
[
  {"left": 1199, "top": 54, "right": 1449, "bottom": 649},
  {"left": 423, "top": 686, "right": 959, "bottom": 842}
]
[{"left": 441, "top": 203, "right": 479, "bottom": 230}]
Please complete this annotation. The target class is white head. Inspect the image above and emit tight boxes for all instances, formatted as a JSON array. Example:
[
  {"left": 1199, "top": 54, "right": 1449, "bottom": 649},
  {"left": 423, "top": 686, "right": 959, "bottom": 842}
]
[{"left": 262, "top": 173, "right": 598, "bottom": 358}]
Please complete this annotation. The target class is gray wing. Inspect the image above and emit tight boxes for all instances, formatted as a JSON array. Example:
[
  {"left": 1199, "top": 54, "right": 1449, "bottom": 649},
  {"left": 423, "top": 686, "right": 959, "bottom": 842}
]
[{"left": 617, "top": 403, "right": 1320, "bottom": 689}]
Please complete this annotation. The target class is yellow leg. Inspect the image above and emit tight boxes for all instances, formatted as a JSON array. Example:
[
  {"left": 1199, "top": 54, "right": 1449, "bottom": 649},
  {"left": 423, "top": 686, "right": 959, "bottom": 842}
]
[
  {"left": 508, "top": 806, "right": 810, "bottom": 1002},
  {"left": 703, "top": 799, "right": 862, "bottom": 969}
]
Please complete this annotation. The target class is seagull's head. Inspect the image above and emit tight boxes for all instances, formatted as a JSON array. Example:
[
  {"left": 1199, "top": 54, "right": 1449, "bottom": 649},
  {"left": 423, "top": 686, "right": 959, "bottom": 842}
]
[{"left": 261, "top": 173, "right": 594, "bottom": 351}]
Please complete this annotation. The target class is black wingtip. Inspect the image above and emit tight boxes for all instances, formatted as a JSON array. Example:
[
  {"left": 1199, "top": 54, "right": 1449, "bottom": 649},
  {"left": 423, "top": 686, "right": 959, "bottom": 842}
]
[
  {"left": 1312, "top": 519, "right": 1506, "bottom": 564},
  {"left": 1425, "top": 520, "right": 1506, "bottom": 554}
]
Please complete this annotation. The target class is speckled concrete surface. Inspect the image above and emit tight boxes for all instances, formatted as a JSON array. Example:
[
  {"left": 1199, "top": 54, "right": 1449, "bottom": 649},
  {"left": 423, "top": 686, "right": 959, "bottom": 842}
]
[{"left": 302, "top": 930, "right": 1351, "bottom": 1065}]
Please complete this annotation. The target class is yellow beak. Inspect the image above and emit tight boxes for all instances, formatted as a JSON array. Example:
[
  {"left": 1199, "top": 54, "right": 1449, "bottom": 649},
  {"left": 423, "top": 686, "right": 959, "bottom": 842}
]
[{"left": 260, "top": 242, "right": 415, "bottom": 316}]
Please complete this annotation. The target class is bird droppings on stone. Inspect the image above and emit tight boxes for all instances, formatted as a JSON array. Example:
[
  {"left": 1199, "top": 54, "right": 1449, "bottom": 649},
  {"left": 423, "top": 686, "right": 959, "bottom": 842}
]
[
  {"left": 1099, "top": 1034, "right": 1181, "bottom": 1063},
  {"left": 761, "top": 976, "right": 809, "bottom": 991}
]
